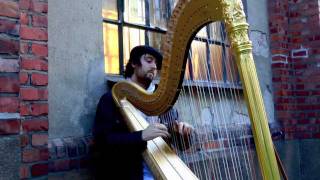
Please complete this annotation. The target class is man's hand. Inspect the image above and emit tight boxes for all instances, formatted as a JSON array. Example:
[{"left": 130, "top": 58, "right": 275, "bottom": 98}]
[
  {"left": 142, "top": 123, "right": 170, "bottom": 141},
  {"left": 173, "top": 121, "right": 193, "bottom": 136}
]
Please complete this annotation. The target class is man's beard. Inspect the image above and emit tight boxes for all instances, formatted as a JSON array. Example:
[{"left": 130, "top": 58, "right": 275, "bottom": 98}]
[
  {"left": 142, "top": 71, "right": 155, "bottom": 86},
  {"left": 144, "top": 74, "right": 153, "bottom": 85}
]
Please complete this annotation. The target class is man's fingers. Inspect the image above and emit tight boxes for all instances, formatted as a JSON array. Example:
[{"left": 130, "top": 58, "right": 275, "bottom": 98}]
[
  {"left": 154, "top": 130, "right": 170, "bottom": 138},
  {"left": 178, "top": 123, "right": 183, "bottom": 134}
]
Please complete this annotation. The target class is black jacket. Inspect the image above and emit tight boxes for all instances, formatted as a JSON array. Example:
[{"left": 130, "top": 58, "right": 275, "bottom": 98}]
[
  {"left": 92, "top": 92, "right": 147, "bottom": 180},
  {"left": 92, "top": 91, "right": 191, "bottom": 180}
]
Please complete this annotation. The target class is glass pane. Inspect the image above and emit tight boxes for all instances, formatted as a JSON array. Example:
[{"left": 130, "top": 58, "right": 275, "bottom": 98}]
[
  {"left": 209, "top": 44, "right": 223, "bottom": 82},
  {"left": 184, "top": 57, "right": 191, "bottom": 80},
  {"left": 225, "top": 47, "right": 239, "bottom": 83},
  {"left": 190, "top": 41, "right": 208, "bottom": 81},
  {"left": 208, "top": 22, "right": 223, "bottom": 43},
  {"left": 149, "top": 0, "right": 170, "bottom": 29},
  {"left": 123, "top": 27, "right": 146, "bottom": 68},
  {"left": 169, "top": 0, "right": 179, "bottom": 12},
  {"left": 103, "top": 23, "right": 119, "bottom": 74},
  {"left": 146, "top": 31, "right": 164, "bottom": 52},
  {"left": 124, "top": 0, "right": 146, "bottom": 25},
  {"left": 195, "top": 26, "right": 207, "bottom": 39},
  {"left": 102, "top": 0, "right": 118, "bottom": 20}
]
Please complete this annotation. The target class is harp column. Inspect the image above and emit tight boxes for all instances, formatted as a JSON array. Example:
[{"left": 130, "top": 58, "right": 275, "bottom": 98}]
[{"left": 221, "top": 0, "right": 281, "bottom": 180}]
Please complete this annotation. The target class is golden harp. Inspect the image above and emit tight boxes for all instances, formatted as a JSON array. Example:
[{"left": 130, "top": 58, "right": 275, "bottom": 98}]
[{"left": 112, "top": 0, "right": 282, "bottom": 179}]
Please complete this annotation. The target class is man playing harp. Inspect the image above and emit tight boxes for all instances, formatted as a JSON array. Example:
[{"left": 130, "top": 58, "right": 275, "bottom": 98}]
[{"left": 93, "top": 45, "right": 193, "bottom": 180}]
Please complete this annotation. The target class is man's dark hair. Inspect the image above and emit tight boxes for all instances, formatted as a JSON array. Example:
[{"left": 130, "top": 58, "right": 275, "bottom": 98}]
[{"left": 124, "top": 45, "right": 163, "bottom": 78}]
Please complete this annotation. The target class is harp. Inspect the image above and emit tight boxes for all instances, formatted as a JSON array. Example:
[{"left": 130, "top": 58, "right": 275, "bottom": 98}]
[{"left": 112, "top": 0, "right": 282, "bottom": 179}]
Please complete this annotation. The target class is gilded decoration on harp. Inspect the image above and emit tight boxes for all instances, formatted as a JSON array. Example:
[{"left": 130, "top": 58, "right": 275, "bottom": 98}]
[
  {"left": 220, "top": 0, "right": 251, "bottom": 51},
  {"left": 221, "top": 0, "right": 246, "bottom": 26}
]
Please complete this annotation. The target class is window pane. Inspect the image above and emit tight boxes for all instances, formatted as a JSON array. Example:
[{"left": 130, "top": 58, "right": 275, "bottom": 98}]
[
  {"left": 169, "top": 0, "right": 179, "bottom": 11},
  {"left": 103, "top": 23, "right": 119, "bottom": 74},
  {"left": 123, "top": 27, "right": 146, "bottom": 68},
  {"left": 209, "top": 44, "right": 223, "bottom": 82},
  {"left": 149, "top": 0, "right": 170, "bottom": 29},
  {"left": 146, "top": 31, "right": 164, "bottom": 52},
  {"left": 225, "top": 47, "right": 239, "bottom": 83},
  {"left": 195, "top": 26, "right": 207, "bottom": 39},
  {"left": 184, "top": 57, "right": 192, "bottom": 80},
  {"left": 190, "top": 41, "right": 209, "bottom": 81},
  {"left": 208, "top": 22, "right": 223, "bottom": 43},
  {"left": 124, "top": 0, "right": 146, "bottom": 25},
  {"left": 102, "top": 0, "right": 118, "bottom": 20}
]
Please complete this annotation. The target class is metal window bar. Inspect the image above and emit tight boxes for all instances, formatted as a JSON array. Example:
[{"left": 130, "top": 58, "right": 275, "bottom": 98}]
[{"left": 102, "top": 0, "right": 245, "bottom": 83}]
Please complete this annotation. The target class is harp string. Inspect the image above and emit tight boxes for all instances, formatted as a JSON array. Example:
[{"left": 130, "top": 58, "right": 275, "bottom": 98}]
[{"left": 157, "top": 21, "right": 259, "bottom": 179}]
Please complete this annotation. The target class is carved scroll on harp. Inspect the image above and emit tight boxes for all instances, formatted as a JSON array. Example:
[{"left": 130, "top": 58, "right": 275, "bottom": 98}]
[{"left": 112, "top": 0, "right": 282, "bottom": 180}]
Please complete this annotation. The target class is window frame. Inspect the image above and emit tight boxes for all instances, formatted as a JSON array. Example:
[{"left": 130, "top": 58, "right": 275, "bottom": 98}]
[{"left": 103, "top": 0, "right": 247, "bottom": 89}]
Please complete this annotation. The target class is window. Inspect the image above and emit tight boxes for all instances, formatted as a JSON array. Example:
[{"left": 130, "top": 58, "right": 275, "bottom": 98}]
[
  {"left": 102, "top": 0, "right": 175, "bottom": 75},
  {"left": 102, "top": 0, "right": 246, "bottom": 86}
]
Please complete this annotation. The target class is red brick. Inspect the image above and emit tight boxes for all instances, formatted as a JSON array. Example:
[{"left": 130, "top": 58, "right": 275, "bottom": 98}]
[
  {"left": 21, "top": 58, "right": 48, "bottom": 71},
  {"left": 291, "top": 37, "right": 304, "bottom": 44},
  {"left": 22, "top": 148, "right": 49, "bottom": 162},
  {"left": 31, "top": 103, "right": 48, "bottom": 116},
  {"left": 0, "top": 120, "right": 20, "bottom": 135},
  {"left": 295, "top": 91, "right": 309, "bottom": 96},
  {"left": 0, "top": 59, "right": 19, "bottom": 72},
  {"left": 20, "top": 26, "right": 47, "bottom": 41},
  {"left": 32, "top": 14, "right": 47, "bottom": 27},
  {"left": 0, "top": 18, "right": 19, "bottom": 36},
  {"left": 19, "top": 0, "right": 31, "bottom": 10},
  {"left": 52, "top": 159, "right": 70, "bottom": 172},
  {"left": 0, "top": 76, "right": 19, "bottom": 93},
  {"left": 20, "top": 102, "right": 30, "bottom": 116},
  {"left": 0, "top": 0, "right": 19, "bottom": 18},
  {"left": 22, "top": 119, "right": 48, "bottom": 132},
  {"left": 294, "top": 133, "right": 312, "bottom": 139},
  {"left": 31, "top": 43, "right": 48, "bottom": 56},
  {"left": 31, "top": 73, "right": 48, "bottom": 85},
  {"left": 0, "top": 97, "right": 19, "bottom": 112},
  {"left": 30, "top": 0, "right": 48, "bottom": 13},
  {"left": 272, "top": 55, "right": 287, "bottom": 62},
  {"left": 20, "top": 12, "right": 29, "bottom": 25},
  {"left": 295, "top": 84, "right": 304, "bottom": 90},
  {"left": 21, "top": 134, "right": 29, "bottom": 147},
  {"left": 312, "top": 91, "right": 320, "bottom": 96},
  {"left": 19, "top": 72, "right": 29, "bottom": 84},
  {"left": 0, "top": 38, "right": 19, "bottom": 55},
  {"left": 314, "top": 133, "right": 320, "bottom": 139},
  {"left": 20, "top": 42, "right": 29, "bottom": 54},
  {"left": 32, "top": 133, "right": 48, "bottom": 146},
  {"left": 20, "top": 88, "right": 48, "bottom": 100},
  {"left": 20, "top": 165, "right": 30, "bottom": 179},
  {"left": 31, "top": 163, "right": 48, "bottom": 177}
]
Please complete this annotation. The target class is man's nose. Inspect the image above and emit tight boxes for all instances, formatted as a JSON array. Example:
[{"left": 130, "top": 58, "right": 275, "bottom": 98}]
[{"left": 150, "top": 61, "right": 157, "bottom": 69}]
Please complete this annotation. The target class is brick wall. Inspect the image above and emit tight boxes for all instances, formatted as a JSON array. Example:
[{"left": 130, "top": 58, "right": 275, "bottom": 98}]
[
  {"left": 0, "top": 0, "right": 48, "bottom": 179},
  {"left": 269, "top": 0, "right": 320, "bottom": 139},
  {"left": 19, "top": 0, "right": 49, "bottom": 178}
]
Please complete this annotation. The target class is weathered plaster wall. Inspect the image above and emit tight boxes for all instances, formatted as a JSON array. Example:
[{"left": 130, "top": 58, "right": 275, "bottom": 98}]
[
  {"left": 247, "top": 0, "right": 275, "bottom": 123},
  {"left": 48, "top": 0, "right": 105, "bottom": 138}
]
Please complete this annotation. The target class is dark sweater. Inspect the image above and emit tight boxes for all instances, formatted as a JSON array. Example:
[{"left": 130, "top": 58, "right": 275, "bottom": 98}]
[
  {"left": 92, "top": 92, "right": 191, "bottom": 180},
  {"left": 92, "top": 92, "right": 147, "bottom": 180}
]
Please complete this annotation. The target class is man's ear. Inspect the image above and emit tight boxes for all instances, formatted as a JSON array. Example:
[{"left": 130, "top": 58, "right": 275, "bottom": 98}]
[{"left": 131, "top": 63, "right": 136, "bottom": 68}]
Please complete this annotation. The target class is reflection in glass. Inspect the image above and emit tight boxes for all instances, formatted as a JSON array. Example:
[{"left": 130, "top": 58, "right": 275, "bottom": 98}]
[
  {"left": 209, "top": 44, "right": 223, "bottom": 82},
  {"left": 190, "top": 41, "right": 208, "bottom": 81},
  {"left": 147, "top": 31, "right": 164, "bottom": 52},
  {"left": 149, "top": 0, "right": 170, "bottom": 29},
  {"left": 103, "top": 23, "right": 119, "bottom": 74},
  {"left": 102, "top": 0, "right": 118, "bottom": 20},
  {"left": 124, "top": 0, "right": 146, "bottom": 25},
  {"left": 123, "top": 27, "right": 146, "bottom": 68}
]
